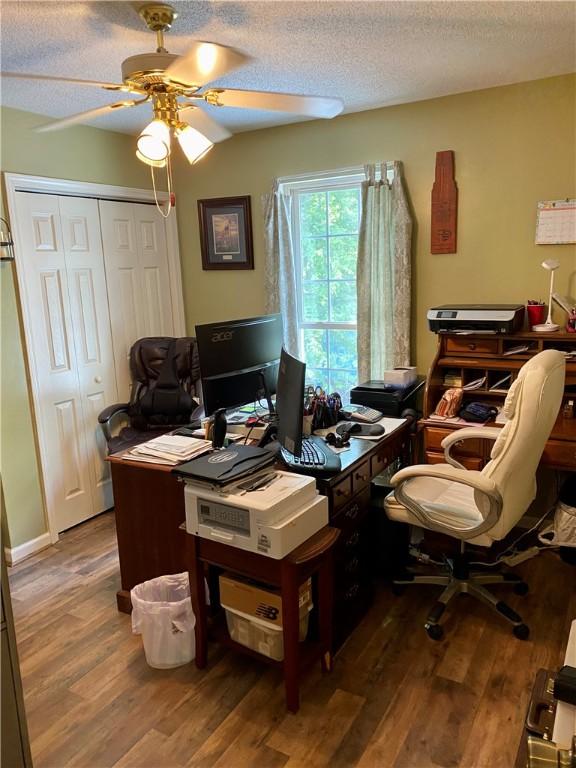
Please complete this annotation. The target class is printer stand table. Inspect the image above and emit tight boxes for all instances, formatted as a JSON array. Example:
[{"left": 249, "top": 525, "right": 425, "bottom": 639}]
[{"left": 186, "top": 526, "right": 340, "bottom": 713}]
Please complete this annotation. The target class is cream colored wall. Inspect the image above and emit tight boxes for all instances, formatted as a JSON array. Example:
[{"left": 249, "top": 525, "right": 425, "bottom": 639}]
[
  {"left": 174, "top": 75, "right": 576, "bottom": 370},
  {"left": 1, "top": 107, "right": 151, "bottom": 549}
]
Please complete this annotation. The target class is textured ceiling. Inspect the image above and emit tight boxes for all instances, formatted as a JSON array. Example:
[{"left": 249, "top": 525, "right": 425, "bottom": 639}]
[{"left": 1, "top": 1, "right": 575, "bottom": 136}]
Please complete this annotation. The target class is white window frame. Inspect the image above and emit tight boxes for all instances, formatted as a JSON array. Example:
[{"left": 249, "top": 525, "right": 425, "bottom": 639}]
[{"left": 279, "top": 167, "right": 365, "bottom": 387}]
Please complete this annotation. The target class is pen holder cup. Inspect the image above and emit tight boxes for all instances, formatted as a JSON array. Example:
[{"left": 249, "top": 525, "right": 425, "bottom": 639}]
[{"left": 526, "top": 304, "right": 546, "bottom": 329}]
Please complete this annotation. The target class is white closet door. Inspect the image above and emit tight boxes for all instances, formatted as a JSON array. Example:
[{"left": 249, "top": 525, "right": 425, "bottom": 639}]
[
  {"left": 59, "top": 196, "right": 118, "bottom": 514},
  {"left": 13, "top": 192, "right": 94, "bottom": 533},
  {"left": 99, "top": 200, "right": 174, "bottom": 400},
  {"left": 134, "top": 203, "right": 174, "bottom": 337}
]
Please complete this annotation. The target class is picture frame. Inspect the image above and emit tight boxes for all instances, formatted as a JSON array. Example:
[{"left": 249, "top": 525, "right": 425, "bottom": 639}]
[{"left": 197, "top": 196, "right": 254, "bottom": 270}]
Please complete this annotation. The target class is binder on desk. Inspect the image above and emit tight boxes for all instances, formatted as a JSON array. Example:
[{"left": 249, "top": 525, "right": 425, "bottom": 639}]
[{"left": 172, "top": 444, "right": 275, "bottom": 487}]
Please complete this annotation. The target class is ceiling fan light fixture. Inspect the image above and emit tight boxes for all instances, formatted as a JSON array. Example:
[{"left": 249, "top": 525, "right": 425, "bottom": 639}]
[
  {"left": 175, "top": 124, "right": 213, "bottom": 164},
  {"left": 135, "top": 149, "right": 167, "bottom": 168},
  {"left": 137, "top": 118, "right": 171, "bottom": 163}
]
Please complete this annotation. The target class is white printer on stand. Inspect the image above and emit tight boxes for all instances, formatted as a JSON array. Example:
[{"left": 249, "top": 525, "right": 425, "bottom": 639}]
[{"left": 184, "top": 471, "right": 328, "bottom": 559}]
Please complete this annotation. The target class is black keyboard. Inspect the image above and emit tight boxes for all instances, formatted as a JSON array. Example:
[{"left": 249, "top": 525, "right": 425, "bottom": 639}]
[{"left": 280, "top": 435, "right": 341, "bottom": 476}]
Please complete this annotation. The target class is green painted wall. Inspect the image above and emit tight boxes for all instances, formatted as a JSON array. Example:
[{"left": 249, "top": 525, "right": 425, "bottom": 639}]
[
  {"left": 174, "top": 75, "right": 576, "bottom": 370},
  {"left": 2, "top": 75, "right": 576, "bottom": 550},
  {"left": 0, "top": 107, "right": 151, "bottom": 549}
]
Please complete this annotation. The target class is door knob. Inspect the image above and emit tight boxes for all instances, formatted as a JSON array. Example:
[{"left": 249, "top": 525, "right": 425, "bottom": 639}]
[{"left": 94, "top": 376, "right": 103, "bottom": 384}]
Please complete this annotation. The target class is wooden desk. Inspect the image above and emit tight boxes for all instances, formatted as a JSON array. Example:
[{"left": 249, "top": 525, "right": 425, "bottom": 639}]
[
  {"left": 108, "top": 420, "right": 412, "bottom": 646},
  {"left": 422, "top": 331, "right": 576, "bottom": 470}
]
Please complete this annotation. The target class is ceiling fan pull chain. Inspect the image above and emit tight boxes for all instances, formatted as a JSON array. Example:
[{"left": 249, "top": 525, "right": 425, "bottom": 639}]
[{"left": 150, "top": 161, "right": 172, "bottom": 220}]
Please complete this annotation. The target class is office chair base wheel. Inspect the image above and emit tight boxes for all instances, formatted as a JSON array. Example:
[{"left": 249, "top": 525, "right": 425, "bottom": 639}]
[
  {"left": 513, "top": 623, "right": 530, "bottom": 640},
  {"left": 425, "top": 623, "right": 444, "bottom": 641},
  {"left": 513, "top": 581, "right": 529, "bottom": 596}
]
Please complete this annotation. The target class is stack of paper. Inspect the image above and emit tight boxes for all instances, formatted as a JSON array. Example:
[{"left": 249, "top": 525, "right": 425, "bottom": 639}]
[{"left": 124, "top": 435, "right": 213, "bottom": 465}]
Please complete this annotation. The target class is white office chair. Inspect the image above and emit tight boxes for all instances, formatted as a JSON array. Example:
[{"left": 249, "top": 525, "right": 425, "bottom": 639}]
[{"left": 384, "top": 350, "right": 566, "bottom": 640}]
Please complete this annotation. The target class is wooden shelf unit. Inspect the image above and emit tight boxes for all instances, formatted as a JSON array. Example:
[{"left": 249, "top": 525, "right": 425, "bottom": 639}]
[{"left": 422, "top": 331, "right": 576, "bottom": 470}]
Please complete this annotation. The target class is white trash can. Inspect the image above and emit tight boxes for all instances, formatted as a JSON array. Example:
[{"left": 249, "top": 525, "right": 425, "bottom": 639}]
[{"left": 131, "top": 572, "right": 196, "bottom": 669}]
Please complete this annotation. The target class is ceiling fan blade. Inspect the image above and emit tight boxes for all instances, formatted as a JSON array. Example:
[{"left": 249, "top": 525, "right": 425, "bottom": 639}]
[
  {"left": 165, "top": 42, "right": 249, "bottom": 88},
  {"left": 179, "top": 106, "right": 232, "bottom": 143},
  {"left": 1, "top": 72, "right": 130, "bottom": 91},
  {"left": 36, "top": 100, "right": 145, "bottom": 133},
  {"left": 208, "top": 89, "right": 344, "bottom": 118}
]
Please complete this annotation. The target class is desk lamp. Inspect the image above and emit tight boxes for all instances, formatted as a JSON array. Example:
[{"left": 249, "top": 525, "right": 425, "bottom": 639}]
[{"left": 532, "top": 259, "right": 560, "bottom": 332}]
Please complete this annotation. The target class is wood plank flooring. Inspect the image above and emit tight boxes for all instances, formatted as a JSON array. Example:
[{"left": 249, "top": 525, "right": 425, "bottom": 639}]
[{"left": 8, "top": 511, "right": 576, "bottom": 768}]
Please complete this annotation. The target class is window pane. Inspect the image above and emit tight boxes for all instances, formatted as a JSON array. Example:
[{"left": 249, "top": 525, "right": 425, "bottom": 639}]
[
  {"left": 329, "top": 235, "right": 357, "bottom": 280},
  {"left": 300, "top": 192, "right": 327, "bottom": 237},
  {"left": 329, "top": 369, "right": 358, "bottom": 400},
  {"left": 330, "top": 281, "right": 356, "bottom": 322},
  {"left": 306, "top": 367, "right": 329, "bottom": 390},
  {"left": 303, "top": 329, "right": 328, "bottom": 369},
  {"left": 328, "top": 329, "right": 357, "bottom": 370},
  {"left": 328, "top": 189, "right": 360, "bottom": 235},
  {"left": 302, "top": 281, "right": 329, "bottom": 321},
  {"left": 302, "top": 238, "right": 328, "bottom": 280}
]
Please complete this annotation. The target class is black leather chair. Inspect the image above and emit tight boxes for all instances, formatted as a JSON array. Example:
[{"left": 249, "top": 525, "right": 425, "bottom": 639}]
[{"left": 98, "top": 337, "right": 201, "bottom": 454}]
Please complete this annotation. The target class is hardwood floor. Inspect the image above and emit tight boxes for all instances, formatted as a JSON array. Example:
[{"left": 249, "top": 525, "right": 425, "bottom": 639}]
[{"left": 8, "top": 511, "right": 576, "bottom": 768}]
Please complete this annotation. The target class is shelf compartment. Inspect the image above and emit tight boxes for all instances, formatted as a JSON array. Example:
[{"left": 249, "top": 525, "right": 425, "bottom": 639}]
[{"left": 487, "top": 369, "right": 514, "bottom": 393}]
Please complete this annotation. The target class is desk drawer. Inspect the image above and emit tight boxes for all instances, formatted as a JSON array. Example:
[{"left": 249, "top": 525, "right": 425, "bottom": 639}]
[
  {"left": 425, "top": 451, "right": 484, "bottom": 470},
  {"left": 371, "top": 445, "right": 395, "bottom": 476},
  {"left": 352, "top": 459, "right": 371, "bottom": 495},
  {"left": 541, "top": 440, "right": 576, "bottom": 469},
  {"left": 331, "top": 475, "right": 353, "bottom": 512},
  {"left": 425, "top": 427, "right": 482, "bottom": 457},
  {"left": 445, "top": 338, "right": 499, "bottom": 355},
  {"left": 332, "top": 487, "right": 371, "bottom": 532}
]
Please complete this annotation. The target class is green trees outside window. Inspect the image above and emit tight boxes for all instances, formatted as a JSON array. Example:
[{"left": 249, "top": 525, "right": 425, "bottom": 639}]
[{"left": 297, "top": 185, "right": 360, "bottom": 398}]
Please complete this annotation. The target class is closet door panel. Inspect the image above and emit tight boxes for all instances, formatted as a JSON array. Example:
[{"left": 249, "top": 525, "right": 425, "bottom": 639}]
[
  {"left": 13, "top": 193, "right": 94, "bottom": 533},
  {"left": 134, "top": 203, "right": 174, "bottom": 338},
  {"left": 98, "top": 200, "right": 143, "bottom": 401},
  {"left": 99, "top": 200, "right": 175, "bottom": 401},
  {"left": 60, "top": 197, "right": 117, "bottom": 512}
]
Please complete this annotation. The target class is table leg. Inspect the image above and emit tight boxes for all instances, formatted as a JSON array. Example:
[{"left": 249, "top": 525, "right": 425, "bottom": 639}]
[
  {"left": 280, "top": 560, "right": 300, "bottom": 713},
  {"left": 187, "top": 534, "right": 208, "bottom": 669},
  {"left": 318, "top": 552, "right": 334, "bottom": 673}
]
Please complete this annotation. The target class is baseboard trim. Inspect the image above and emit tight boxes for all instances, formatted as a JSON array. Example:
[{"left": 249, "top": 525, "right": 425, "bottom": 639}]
[{"left": 4, "top": 532, "right": 52, "bottom": 566}]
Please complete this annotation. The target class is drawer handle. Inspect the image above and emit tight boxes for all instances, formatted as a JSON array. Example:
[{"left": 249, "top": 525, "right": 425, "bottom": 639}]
[
  {"left": 345, "top": 532, "right": 360, "bottom": 548},
  {"left": 468, "top": 343, "right": 476, "bottom": 350},
  {"left": 335, "top": 487, "right": 350, "bottom": 498},
  {"left": 355, "top": 472, "right": 369, "bottom": 482},
  {"left": 344, "top": 583, "right": 360, "bottom": 601},
  {"left": 345, "top": 504, "right": 359, "bottom": 520},
  {"left": 345, "top": 557, "right": 359, "bottom": 574}
]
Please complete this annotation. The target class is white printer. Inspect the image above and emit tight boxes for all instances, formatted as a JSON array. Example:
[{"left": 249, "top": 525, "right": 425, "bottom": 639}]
[
  {"left": 427, "top": 304, "right": 524, "bottom": 333},
  {"left": 184, "top": 471, "right": 328, "bottom": 559}
]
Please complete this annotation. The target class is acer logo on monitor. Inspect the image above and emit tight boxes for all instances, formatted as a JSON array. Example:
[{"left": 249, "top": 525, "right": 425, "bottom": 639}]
[{"left": 211, "top": 330, "right": 233, "bottom": 343}]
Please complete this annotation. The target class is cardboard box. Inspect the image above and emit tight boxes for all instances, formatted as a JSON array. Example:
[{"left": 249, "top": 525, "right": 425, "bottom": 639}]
[{"left": 219, "top": 573, "right": 312, "bottom": 630}]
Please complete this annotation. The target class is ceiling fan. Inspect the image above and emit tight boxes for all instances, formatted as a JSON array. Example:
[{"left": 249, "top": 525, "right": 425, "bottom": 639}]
[{"left": 2, "top": 3, "right": 344, "bottom": 167}]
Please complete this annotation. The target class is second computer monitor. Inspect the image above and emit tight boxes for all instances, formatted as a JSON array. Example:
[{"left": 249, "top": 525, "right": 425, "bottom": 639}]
[
  {"left": 276, "top": 348, "right": 306, "bottom": 458},
  {"left": 195, "top": 314, "right": 283, "bottom": 416}
]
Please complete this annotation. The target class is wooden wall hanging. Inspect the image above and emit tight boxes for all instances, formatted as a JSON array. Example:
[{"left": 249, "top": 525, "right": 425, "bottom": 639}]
[{"left": 431, "top": 150, "right": 458, "bottom": 254}]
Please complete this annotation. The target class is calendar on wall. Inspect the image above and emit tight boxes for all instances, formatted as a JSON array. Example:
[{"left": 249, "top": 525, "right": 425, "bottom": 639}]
[{"left": 535, "top": 200, "right": 576, "bottom": 245}]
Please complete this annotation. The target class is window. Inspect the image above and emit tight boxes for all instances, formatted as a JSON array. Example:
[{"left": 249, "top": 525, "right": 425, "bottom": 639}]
[{"left": 282, "top": 170, "right": 364, "bottom": 396}]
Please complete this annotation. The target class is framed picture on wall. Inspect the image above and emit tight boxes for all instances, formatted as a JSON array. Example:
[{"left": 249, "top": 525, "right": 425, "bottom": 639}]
[{"left": 197, "top": 196, "right": 254, "bottom": 270}]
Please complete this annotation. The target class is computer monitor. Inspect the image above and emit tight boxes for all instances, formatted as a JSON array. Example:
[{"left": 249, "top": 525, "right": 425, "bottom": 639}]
[
  {"left": 275, "top": 348, "right": 306, "bottom": 458},
  {"left": 195, "top": 314, "right": 283, "bottom": 416}
]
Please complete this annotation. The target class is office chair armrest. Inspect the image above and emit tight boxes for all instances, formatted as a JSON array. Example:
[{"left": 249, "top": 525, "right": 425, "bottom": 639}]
[
  {"left": 98, "top": 403, "right": 129, "bottom": 442},
  {"left": 391, "top": 464, "right": 503, "bottom": 540},
  {"left": 441, "top": 427, "right": 501, "bottom": 468}
]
